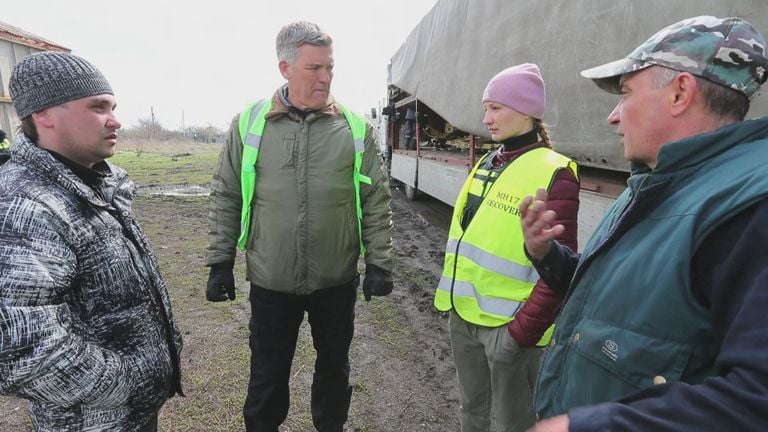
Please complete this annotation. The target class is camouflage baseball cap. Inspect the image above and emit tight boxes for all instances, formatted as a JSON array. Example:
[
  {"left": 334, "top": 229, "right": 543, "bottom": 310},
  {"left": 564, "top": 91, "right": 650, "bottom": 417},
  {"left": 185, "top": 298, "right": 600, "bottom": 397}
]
[{"left": 581, "top": 16, "right": 768, "bottom": 99}]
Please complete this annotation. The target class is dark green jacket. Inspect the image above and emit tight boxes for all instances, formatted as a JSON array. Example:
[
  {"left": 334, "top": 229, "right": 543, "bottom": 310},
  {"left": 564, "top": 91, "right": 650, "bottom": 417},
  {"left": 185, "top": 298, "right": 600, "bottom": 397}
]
[
  {"left": 535, "top": 118, "right": 768, "bottom": 417},
  {"left": 205, "top": 90, "right": 393, "bottom": 295}
]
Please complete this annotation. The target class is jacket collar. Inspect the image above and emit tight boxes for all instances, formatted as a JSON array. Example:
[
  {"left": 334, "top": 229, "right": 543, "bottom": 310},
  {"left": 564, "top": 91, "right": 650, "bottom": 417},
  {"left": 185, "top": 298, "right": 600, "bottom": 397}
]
[
  {"left": 266, "top": 84, "right": 339, "bottom": 121},
  {"left": 11, "top": 133, "right": 125, "bottom": 208},
  {"left": 633, "top": 117, "right": 768, "bottom": 175}
]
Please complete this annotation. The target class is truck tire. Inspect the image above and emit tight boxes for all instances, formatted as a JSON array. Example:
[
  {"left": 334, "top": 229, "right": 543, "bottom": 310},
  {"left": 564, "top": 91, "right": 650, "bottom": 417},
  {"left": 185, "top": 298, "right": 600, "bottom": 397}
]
[{"left": 405, "top": 184, "right": 418, "bottom": 200}]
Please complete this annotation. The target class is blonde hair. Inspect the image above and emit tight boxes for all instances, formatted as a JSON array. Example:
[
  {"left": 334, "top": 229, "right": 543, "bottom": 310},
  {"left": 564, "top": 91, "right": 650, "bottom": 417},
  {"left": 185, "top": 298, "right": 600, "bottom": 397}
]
[{"left": 534, "top": 119, "right": 552, "bottom": 148}]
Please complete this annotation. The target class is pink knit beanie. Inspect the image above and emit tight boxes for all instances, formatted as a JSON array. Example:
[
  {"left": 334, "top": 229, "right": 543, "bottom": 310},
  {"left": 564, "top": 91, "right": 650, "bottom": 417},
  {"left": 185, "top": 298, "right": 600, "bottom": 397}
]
[{"left": 482, "top": 63, "right": 546, "bottom": 119}]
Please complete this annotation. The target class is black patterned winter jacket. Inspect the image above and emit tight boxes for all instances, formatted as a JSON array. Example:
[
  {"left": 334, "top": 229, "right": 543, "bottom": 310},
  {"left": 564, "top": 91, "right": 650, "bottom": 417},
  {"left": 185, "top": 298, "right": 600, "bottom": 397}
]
[{"left": 0, "top": 135, "right": 183, "bottom": 431}]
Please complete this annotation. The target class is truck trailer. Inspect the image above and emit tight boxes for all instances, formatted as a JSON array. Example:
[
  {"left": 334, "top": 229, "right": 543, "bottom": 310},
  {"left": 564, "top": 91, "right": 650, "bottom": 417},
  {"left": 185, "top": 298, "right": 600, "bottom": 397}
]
[{"left": 384, "top": 0, "right": 768, "bottom": 245}]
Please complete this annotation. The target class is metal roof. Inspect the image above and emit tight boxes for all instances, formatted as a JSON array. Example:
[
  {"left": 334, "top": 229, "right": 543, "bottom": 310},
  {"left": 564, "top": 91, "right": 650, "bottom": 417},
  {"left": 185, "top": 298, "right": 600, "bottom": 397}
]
[{"left": 0, "top": 20, "right": 69, "bottom": 52}]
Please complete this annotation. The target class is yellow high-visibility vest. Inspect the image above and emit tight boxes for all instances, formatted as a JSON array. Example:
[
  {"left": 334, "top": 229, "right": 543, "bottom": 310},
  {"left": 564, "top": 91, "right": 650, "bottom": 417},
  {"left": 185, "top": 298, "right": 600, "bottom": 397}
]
[
  {"left": 434, "top": 146, "right": 577, "bottom": 345},
  {"left": 236, "top": 99, "right": 371, "bottom": 252}
]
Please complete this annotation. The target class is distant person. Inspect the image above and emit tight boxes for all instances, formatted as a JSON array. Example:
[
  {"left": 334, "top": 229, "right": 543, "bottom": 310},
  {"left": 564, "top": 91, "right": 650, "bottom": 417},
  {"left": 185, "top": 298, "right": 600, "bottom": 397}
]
[
  {"left": 205, "top": 21, "right": 393, "bottom": 432},
  {"left": 434, "top": 63, "right": 579, "bottom": 432},
  {"left": 523, "top": 16, "right": 768, "bottom": 432},
  {"left": 0, "top": 128, "right": 9, "bottom": 164},
  {"left": 404, "top": 105, "right": 416, "bottom": 149},
  {"left": 0, "top": 52, "right": 183, "bottom": 431}
]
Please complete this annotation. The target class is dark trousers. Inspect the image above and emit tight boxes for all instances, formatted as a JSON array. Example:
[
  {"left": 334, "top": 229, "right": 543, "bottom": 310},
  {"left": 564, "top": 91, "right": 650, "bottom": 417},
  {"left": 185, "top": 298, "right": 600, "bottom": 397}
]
[{"left": 243, "top": 278, "right": 358, "bottom": 432}]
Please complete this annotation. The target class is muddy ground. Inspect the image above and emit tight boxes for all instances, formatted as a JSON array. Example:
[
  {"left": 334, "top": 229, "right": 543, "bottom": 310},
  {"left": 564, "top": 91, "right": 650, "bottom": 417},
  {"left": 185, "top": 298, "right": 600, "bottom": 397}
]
[{"left": 0, "top": 170, "right": 462, "bottom": 431}]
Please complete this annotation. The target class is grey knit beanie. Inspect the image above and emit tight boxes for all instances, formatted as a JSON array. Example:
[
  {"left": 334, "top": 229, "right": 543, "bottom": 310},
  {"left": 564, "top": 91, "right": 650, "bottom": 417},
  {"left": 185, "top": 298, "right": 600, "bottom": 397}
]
[{"left": 9, "top": 51, "right": 113, "bottom": 119}]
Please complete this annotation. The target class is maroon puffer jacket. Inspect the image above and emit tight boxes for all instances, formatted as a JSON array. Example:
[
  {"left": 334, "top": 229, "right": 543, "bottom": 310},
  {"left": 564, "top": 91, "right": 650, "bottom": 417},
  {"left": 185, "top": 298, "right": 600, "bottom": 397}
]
[{"left": 492, "top": 143, "right": 580, "bottom": 347}]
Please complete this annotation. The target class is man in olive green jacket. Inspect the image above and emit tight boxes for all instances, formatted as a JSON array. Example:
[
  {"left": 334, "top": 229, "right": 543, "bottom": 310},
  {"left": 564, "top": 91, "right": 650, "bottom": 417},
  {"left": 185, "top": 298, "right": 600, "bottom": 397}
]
[{"left": 204, "top": 21, "right": 393, "bottom": 432}]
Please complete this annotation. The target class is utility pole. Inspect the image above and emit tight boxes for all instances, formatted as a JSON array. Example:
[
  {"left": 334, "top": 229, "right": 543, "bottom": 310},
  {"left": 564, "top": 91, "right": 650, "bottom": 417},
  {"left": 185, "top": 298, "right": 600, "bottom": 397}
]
[{"left": 150, "top": 106, "right": 156, "bottom": 139}]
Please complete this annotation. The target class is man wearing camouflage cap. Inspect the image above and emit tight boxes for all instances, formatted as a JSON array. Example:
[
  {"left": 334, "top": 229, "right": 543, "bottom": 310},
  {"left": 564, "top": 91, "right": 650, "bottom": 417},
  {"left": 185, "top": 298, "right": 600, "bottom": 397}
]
[
  {"left": 0, "top": 51, "right": 183, "bottom": 431},
  {"left": 520, "top": 16, "right": 768, "bottom": 431}
]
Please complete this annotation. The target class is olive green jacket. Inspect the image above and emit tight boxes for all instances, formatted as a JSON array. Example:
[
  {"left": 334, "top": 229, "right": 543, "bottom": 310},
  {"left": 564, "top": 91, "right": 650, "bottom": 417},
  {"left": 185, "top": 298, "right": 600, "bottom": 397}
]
[{"left": 205, "top": 90, "right": 393, "bottom": 295}]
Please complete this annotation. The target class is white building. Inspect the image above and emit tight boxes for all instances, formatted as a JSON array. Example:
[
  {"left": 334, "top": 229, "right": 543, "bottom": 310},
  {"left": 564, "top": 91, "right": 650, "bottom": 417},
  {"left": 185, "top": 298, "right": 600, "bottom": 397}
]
[{"left": 0, "top": 21, "right": 69, "bottom": 139}]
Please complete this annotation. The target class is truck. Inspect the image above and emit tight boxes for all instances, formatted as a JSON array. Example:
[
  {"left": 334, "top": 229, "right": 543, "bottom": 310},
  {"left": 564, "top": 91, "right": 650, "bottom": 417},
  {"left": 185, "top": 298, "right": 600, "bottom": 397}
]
[{"left": 383, "top": 0, "right": 768, "bottom": 245}]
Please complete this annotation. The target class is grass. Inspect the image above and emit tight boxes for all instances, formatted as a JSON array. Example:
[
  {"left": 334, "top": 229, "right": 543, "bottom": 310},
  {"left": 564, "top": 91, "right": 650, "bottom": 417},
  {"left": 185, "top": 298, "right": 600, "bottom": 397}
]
[
  {"left": 131, "top": 186, "right": 253, "bottom": 432},
  {"left": 112, "top": 140, "right": 222, "bottom": 187},
  {"left": 361, "top": 292, "right": 410, "bottom": 357}
]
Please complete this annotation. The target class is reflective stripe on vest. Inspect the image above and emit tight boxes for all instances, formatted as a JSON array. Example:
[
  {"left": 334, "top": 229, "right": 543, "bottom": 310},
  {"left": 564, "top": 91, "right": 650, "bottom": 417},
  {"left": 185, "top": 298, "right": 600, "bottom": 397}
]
[
  {"left": 236, "top": 99, "right": 371, "bottom": 253},
  {"left": 436, "top": 271, "right": 525, "bottom": 317},
  {"left": 443, "top": 238, "right": 540, "bottom": 283},
  {"left": 435, "top": 147, "right": 577, "bottom": 338}
]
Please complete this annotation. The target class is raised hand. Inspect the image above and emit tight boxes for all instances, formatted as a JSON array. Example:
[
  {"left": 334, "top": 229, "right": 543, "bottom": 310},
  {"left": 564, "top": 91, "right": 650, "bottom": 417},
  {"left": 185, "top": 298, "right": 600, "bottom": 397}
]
[{"left": 520, "top": 188, "right": 564, "bottom": 260}]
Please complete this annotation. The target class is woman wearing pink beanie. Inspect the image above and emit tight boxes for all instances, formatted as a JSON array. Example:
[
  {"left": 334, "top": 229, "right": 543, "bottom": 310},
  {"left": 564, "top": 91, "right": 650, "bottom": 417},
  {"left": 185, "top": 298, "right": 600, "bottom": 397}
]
[{"left": 434, "top": 63, "right": 580, "bottom": 432}]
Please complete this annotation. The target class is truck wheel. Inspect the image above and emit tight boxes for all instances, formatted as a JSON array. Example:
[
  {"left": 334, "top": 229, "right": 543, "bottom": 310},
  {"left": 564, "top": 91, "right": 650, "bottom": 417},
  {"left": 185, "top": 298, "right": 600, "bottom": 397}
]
[{"left": 405, "top": 184, "right": 418, "bottom": 200}]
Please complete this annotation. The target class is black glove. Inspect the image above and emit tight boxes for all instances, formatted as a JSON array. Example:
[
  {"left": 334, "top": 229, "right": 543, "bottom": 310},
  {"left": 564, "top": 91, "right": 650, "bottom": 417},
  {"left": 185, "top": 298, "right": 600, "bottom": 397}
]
[
  {"left": 362, "top": 264, "right": 393, "bottom": 302},
  {"left": 206, "top": 261, "right": 236, "bottom": 302}
]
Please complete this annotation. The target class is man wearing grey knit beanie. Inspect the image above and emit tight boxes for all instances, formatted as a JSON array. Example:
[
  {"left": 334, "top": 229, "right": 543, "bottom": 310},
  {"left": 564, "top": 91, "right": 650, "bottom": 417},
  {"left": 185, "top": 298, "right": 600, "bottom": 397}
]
[{"left": 0, "top": 51, "right": 183, "bottom": 432}]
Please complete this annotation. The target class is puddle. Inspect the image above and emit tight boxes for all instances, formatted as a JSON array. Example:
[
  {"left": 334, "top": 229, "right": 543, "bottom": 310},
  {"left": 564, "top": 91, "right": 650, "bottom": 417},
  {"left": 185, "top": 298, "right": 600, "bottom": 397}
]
[{"left": 140, "top": 185, "right": 210, "bottom": 197}]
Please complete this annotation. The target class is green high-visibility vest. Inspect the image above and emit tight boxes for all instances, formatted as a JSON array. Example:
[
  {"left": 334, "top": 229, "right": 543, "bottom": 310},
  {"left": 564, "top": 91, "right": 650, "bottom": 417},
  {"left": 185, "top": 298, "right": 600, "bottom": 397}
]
[
  {"left": 236, "top": 99, "right": 372, "bottom": 253},
  {"left": 0, "top": 138, "right": 9, "bottom": 150},
  {"left": 434, "top": 147, "right": 577, "bottom": 346}
]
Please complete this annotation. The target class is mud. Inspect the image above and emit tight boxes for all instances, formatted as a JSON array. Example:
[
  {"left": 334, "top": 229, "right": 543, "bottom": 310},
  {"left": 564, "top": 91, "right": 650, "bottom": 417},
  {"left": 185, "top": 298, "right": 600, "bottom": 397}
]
[{"left": 349, "top": 186, "right": 460, "bottom": 431}]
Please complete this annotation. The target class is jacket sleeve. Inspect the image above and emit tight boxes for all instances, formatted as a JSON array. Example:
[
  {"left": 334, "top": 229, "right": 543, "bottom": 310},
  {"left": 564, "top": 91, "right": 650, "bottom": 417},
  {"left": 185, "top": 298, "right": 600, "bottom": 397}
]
[
  {"left": 0, "top": 198, "right": 132, "bottom": 408},
  {"left": 359, "top": 122, "right": 394, "bottom": 272},
  {"left": 508, "top": 168, "right": 579, "bottom": 347},
  {"left": 568, "top": 199, "right": 768, "bottom": 432},
  {"left": 205, "top": 114, "right": 244, "bottom": 266}
]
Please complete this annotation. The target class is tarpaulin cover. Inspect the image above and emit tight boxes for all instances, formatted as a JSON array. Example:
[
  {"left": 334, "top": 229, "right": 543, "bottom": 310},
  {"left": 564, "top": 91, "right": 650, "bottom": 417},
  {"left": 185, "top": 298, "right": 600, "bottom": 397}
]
[{"left": 387, "top": 0, "right": 768, "bottom": 171}]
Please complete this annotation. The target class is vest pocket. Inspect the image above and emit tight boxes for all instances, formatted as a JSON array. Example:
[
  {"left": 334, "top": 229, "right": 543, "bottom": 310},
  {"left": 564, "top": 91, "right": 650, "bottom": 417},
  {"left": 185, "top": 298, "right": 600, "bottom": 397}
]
[
  {"left": 561, "top": 318, "right": 693, "bottom": 404},
  {"left": 282, "top": 133, "right": 296, "bottom": 168}
]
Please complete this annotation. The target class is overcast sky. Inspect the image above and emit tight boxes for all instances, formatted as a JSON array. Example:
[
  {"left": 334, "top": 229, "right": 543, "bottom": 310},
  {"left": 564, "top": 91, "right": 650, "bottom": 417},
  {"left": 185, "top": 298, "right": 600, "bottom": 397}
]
[{"left": 3, "top": 0, "right": 438, "bottom": 131}]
